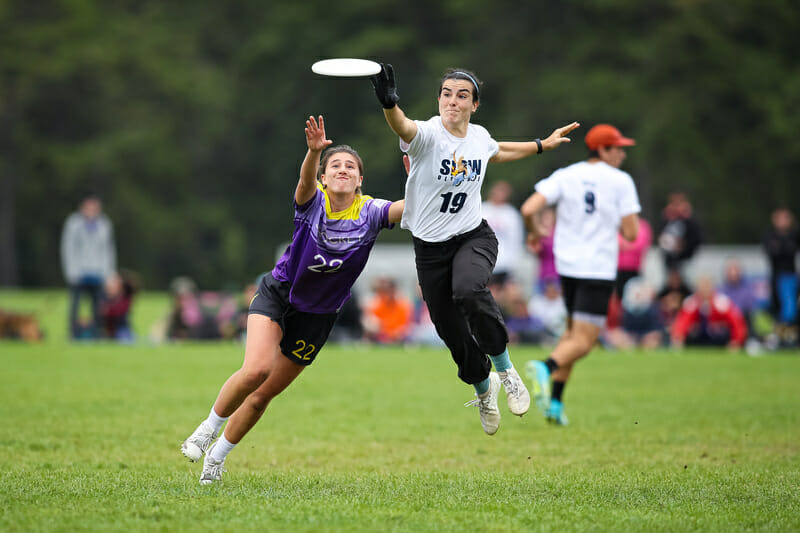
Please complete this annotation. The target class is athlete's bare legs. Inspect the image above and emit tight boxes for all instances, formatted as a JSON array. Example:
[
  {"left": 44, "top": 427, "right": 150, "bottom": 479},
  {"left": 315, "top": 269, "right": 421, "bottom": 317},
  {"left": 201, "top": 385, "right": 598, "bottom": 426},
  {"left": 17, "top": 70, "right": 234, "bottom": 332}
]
[
  {"left": 212, "top": 314, "right": 285, "bottom": 418},
  {"left": 223, "top": 350, "right": 305, "bottom": 443},
  {"left": 550, "top": 319, "right": 602, "bottom": 382}
]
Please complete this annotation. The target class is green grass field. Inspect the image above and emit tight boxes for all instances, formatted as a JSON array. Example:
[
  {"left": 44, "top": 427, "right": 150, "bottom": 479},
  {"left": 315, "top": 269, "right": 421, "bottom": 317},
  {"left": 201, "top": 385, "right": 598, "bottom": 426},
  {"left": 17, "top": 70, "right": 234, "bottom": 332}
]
[{"left": 1, "top": 290, "right": 799, "bottom": 532}]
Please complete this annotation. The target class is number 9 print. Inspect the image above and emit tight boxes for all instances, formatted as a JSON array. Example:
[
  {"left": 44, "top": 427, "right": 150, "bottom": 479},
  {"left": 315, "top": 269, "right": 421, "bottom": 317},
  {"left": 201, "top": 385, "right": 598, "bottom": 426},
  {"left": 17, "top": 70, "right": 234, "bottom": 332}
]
[{"left": 584, "top": 191, "right": 596, "bottom": 214}]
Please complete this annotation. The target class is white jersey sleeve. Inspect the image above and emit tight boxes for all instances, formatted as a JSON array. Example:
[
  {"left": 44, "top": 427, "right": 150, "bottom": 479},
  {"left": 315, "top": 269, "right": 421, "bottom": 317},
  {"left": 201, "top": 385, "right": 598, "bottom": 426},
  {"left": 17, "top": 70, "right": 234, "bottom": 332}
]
[
  {"left": 617, "top": 172, "right": 641, "bottom": 218},
  {"left": 534, "top": 168, "right": 566, "bottom": 205}
]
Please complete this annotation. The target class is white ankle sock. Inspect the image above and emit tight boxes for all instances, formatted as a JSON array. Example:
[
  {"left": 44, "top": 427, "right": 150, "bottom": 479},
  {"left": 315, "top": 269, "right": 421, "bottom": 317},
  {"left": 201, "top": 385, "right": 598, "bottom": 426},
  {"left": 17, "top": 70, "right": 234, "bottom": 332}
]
[
  {"left": 209, "top": 433, "right": 236, "bottom": 462},
  {"left": 206, "top": 407, "right": 228, "bottom": 433}
]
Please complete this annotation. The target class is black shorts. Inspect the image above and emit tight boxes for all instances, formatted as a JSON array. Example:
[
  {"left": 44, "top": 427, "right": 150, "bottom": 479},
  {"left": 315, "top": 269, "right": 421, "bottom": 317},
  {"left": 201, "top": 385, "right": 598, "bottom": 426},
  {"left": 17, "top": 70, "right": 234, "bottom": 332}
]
[
  {"left": 249, "top": 272, "right": 338, "bottom": 366},
  {"left": 560, "top": 276, "right": 615, "bottom": 318}
]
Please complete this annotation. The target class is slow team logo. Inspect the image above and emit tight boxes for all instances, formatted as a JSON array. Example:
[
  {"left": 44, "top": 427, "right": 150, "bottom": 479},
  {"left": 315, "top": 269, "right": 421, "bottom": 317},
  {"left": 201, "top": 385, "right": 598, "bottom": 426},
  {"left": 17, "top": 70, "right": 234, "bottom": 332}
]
[{"left": 438, "top": 151, "right": 482, "bottom": 186}]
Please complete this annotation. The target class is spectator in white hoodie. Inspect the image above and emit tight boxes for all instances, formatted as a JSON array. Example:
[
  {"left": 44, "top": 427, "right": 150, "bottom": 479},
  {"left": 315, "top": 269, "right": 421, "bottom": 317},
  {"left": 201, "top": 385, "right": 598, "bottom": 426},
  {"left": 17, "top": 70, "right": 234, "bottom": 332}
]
[{"left": 60, "top": 194, "right": 116, "bottom": 339}]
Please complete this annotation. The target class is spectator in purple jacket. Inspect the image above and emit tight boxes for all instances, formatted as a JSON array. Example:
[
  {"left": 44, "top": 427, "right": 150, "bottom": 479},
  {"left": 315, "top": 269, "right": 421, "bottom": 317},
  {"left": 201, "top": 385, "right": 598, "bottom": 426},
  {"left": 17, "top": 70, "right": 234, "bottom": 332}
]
[{"left": 718, "top": 257, "right": 758, "bottom": 337}]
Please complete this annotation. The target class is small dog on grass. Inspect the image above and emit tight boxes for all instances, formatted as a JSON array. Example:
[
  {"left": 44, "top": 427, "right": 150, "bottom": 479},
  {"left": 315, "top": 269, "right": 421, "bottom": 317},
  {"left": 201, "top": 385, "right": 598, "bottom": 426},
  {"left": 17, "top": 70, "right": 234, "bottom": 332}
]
[{"left": 0, "top": 309, "right": 44, "bottom": 342}]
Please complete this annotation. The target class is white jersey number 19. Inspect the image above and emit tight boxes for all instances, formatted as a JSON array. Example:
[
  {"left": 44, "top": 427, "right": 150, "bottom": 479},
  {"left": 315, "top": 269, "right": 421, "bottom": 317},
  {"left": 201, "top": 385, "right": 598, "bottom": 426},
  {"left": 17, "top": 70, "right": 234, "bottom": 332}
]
[{"left": 440, "top": 192, "right": 467, "bottom": 214}]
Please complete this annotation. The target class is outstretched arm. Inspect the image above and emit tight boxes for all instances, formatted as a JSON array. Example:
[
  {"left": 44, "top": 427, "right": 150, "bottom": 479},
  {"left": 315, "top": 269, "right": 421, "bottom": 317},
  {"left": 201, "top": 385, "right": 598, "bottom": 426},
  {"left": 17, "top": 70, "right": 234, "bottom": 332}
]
[
  {"left": 296, "top": 115, "right": 333, "bottom": 206},
  {"left": 372, "top": 64, "right": 417, "bottom": 144},
  {"left": 384, "top": 107, "right": 417, "bottom": 145},
  {"left": 388, "top": 200, "right": 405, "bottom": 223},
  {"left": 520, "top": 192, "right": 550, "bottom": 252},
  {"left": 387, "top": 154, "right": 410, "bottom": 223},
  {"left": 491, "top": 122, "right": 580, "bottom": 164}
]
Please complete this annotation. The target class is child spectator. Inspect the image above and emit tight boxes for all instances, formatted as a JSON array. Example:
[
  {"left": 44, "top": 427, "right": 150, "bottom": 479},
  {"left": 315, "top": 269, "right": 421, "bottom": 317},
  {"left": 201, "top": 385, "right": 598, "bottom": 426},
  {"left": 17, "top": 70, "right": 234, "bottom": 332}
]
[
  {"left": 409, "top": 285, "right": 444, "bottom": 346},
  {"left": 101, "top": 270, "right": 139, "bottom": 342},
  {"left": 220, "top": 281, "right": 259, "bottom": 342},
  {"left": 528, "top": 278, "right": 567, "bottom": 342},
  {"left": 501, "top": 281, "right": 547, "bottom": 345},
  {"left": 657, "top": 269, "right": 693, "bottom": 331},
  {"left": 166, "top": 277, "right": 204, "bottom": 340},
  {"left": 604, "top": 277, "right": 664, "bottom": 350}
]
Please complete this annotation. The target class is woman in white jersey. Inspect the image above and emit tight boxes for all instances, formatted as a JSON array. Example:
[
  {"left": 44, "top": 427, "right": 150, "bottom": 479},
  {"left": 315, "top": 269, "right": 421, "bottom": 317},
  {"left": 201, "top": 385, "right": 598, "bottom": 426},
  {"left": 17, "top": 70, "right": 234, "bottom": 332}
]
[
  {"left": 521, "top": 124, "right": 641, "bottom": 426},
  {"left": 371, "top": 64, "right": 578, "bottom": 435}
]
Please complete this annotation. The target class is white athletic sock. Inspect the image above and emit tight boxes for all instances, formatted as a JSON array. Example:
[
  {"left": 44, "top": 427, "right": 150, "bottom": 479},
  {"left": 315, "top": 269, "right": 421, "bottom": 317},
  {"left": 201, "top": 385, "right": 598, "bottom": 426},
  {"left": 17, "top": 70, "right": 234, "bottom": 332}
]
[
  {"left": 206, "top": 407, "right": 228, "bottom": 433},
  {"left": 209, "top": 433, "right": 236, "bottom": 462}
]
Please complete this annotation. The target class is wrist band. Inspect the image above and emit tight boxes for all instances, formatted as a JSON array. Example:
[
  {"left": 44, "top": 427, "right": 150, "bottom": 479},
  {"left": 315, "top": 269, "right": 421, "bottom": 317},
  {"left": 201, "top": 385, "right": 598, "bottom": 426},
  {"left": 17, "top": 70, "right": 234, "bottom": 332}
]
[{"left": 535, "top": 139, "right": 542, "bottom": 154}]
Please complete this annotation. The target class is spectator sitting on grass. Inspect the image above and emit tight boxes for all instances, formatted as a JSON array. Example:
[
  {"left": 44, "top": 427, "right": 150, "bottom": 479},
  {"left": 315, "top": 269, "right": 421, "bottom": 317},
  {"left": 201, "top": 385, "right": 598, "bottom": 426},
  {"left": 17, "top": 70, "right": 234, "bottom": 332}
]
[
  {"left": 101, "top": 269, "right": 140, "bottom": 342},
  {"left": 604, "top": 277, "right": 664, "bottom": 350},
  {"left": 718, "top": 257, "right": 758, "bottom": 338},
  {"left": 501, "top": 282, "right": 548, "bottom": 345},
  {"left": 671, "top": 276, "right": 748, "bottom": 351},
  {"left": 657, "top": 268, "right": 693, "bottom": 331},
  {"left": 219, "top": 280, "right": 260, "bottom": 342},
  {"left": 409, "top": 285, "right": 445, "bottom": 346},
  {"left": 527, "top": 277, "right": 567, "bottom": 341}
]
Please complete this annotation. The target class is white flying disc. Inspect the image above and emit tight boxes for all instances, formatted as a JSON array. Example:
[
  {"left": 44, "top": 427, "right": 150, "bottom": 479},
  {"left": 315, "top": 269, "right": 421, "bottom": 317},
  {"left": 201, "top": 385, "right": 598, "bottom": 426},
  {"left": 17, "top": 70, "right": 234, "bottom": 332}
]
[{"left": 311, "top": 58, "right": 382, "bottom": 77}]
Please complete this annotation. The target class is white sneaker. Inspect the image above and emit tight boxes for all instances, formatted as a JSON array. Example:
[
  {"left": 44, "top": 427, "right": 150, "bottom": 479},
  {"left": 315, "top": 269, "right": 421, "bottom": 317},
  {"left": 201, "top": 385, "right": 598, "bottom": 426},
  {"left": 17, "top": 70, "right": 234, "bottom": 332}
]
[
  {"left": 498, "top": 366, "right": 531, "bottom": 416},
  {"left": 464, "top": 372, "right": 501, "bottom": 435},
  {"left": 181, "top": 421, "right": 217, "bottom": 462},
  {"left": 199, "top": 442, "right": 226, "bottom": 485}
]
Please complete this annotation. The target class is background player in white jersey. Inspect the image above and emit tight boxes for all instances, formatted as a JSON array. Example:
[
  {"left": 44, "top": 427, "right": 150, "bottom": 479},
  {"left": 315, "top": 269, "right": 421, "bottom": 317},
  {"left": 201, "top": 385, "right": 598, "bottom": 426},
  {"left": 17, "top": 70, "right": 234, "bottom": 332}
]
[
  {"left": 521, "top": 124, "right": 641, "bottom": 425},
  {"left": 371, "top": 64, "right": 578, "bottom": 435},
  {"left": 482, "top": 180, "right": 525, "bottom": 287},
  {"left": 180, "top": 116, "right": 404, "bottom": 484}
]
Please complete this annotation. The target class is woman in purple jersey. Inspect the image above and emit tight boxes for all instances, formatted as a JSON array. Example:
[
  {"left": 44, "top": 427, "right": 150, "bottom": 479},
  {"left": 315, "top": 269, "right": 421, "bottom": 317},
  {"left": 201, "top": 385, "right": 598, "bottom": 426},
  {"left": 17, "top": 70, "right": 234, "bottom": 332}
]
[{"left": 180, "top": 116, "right": 404, "bottom": 484}]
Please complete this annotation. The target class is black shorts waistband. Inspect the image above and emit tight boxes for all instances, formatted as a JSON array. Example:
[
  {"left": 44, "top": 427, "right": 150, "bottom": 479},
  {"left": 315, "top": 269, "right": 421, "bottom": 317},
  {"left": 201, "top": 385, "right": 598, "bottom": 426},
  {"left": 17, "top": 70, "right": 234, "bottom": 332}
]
[{"left": 413, "top": 220, "right": 490, "bottom": 248}]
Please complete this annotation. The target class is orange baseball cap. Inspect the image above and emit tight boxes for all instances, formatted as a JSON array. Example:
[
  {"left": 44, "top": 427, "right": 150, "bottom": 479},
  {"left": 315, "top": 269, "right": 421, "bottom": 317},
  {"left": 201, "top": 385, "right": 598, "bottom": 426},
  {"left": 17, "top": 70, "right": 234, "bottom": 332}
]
[{"left": 584, "top": 124, "right": 636, "bottom": 150}]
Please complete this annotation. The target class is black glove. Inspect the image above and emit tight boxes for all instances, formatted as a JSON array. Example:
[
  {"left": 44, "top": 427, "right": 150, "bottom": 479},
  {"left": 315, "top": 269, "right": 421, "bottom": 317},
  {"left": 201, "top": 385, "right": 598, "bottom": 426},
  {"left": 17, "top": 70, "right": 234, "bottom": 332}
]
[{"left": 370, "top": 63, "right": 399, "bottom": 109}]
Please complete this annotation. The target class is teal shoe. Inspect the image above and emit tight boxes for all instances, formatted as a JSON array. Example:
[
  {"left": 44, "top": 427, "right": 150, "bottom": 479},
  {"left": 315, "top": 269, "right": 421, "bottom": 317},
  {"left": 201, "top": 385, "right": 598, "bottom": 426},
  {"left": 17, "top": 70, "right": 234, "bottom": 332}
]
[
  {"left": 546, "top": 399, "right": 569, "bottom": 426},
  {"left": 524, "top": 360, "right": 551, "bottom": 415}
]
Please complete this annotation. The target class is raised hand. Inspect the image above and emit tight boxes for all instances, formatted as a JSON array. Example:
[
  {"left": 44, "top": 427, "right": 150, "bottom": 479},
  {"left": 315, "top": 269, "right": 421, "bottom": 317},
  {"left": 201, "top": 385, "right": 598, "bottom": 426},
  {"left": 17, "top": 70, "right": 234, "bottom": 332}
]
[
  {"left": 305, "top": 115, "right": 333, "bottom": 152},
  {"left": 542, "top": 121, "right": 581, "bottom": 151},
  {"left": 370, "top": 63, "right": 399, "bottom": 109}
]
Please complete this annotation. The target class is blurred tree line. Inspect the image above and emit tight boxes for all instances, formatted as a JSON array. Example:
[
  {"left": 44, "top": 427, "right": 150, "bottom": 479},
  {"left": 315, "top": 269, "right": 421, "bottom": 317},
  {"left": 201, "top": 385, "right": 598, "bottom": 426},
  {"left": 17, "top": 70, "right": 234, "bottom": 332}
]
[{"left": 1, "top": 0, "right": 798, "bottom": 288}]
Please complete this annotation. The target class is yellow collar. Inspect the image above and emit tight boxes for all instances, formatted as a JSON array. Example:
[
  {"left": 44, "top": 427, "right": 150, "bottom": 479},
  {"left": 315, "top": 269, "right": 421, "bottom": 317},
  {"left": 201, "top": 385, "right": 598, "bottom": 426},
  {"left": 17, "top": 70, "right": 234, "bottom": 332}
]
[{"left": 321, "top": 185, "right": 373, "bottom": 220}]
